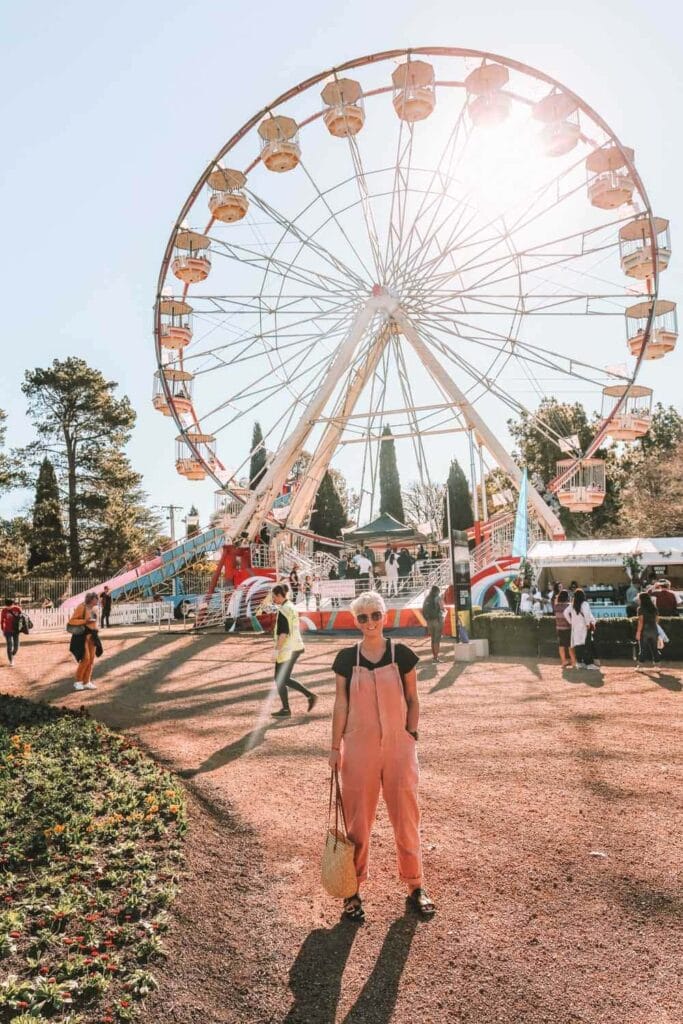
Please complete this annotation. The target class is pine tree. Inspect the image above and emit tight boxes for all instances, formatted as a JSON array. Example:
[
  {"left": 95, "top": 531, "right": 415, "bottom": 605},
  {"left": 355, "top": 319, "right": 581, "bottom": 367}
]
[
  {"left": 309, "top": 471, "right": 347, "bottom": 544},
  {"left": 249, "top": 422, "right": 267, "bottom": 490},
  {"left": 443, "top": 459, "right": 474, "bottom": 536},
  {"left": 186, "top": 505, "right": 200, "bottom": 537},
  {"left": 21, "top": 358, "right": 138, "bottom": 575},
  {"left": 28, "top": 457, "right": 68, "bottom": 574},
  {"left": 379, "top": 426, "right": 405, "bottom": 522}
]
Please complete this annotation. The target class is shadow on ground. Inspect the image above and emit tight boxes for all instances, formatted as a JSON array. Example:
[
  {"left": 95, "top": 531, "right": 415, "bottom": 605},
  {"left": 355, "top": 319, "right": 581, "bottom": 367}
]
[{"left": 283, "top": 910, "right": 418, "bottom": 1024}]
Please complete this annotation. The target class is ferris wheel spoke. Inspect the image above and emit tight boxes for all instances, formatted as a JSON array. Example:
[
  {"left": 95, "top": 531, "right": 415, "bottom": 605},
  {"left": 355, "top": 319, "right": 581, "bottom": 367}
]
[
  {"left": 342, "top": 131, "right": 386, "bottom": 281},
  {"left": 419, "top": 234, "right": 622, "bottom": 303},
  {"left": 246, "top": 188, "right": 369, "bottom": 290},
  {"left": 391, "top": 101, "right": 473, "bottom": 293},
  {"left": 185, "top": 301, "right": 357, "bottom": 367},
  {"left": 418, "top": 310, "right": 631, "bottom": 388},
  {"left": 210, "top": 231, "right": 361, "bottom": 299},
  {"left": 296, "top": 159, "right": 377, "bottom": 283},
  {"left": 391, "top": 336, "right": 436, "bottom": 506},
  {"left": 419, "top": 324, "right": 578, "bottom": 454}
]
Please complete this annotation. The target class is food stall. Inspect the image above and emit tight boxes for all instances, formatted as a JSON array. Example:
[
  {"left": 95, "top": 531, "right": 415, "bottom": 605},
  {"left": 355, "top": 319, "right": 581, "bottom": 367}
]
[{"left": 527, "top": 537, "right": 683, "bottom": 617}]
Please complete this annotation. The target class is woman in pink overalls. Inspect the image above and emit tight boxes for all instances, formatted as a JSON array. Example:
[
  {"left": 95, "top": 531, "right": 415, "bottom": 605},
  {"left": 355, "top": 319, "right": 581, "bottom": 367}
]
[{"left": 328, "top": 591, "right": 436, "bottom": 922}]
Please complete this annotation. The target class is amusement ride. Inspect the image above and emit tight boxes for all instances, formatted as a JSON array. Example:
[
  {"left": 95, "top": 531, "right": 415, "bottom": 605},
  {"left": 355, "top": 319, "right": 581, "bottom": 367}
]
[{"left": 146, "top": 47, "right": 674, "bottom": 621}]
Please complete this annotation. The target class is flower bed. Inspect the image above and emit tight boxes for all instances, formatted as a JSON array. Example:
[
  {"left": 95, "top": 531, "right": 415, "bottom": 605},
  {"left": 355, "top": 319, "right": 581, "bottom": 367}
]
[
  {"left": 473, "top": 613, "right": 683, "bottom": 660},
  {"left": 0, "top": 695, "right": 187, "bottom": 1023}
]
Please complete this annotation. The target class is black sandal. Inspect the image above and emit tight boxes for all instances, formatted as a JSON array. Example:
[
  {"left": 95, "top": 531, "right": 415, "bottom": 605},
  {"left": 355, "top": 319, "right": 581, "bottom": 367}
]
[
  {"left": 408, "top": 887, "right": 436, "bottom": 918},
  {"left": 343, "top": 893, "right": 365, "bottom": 922}
]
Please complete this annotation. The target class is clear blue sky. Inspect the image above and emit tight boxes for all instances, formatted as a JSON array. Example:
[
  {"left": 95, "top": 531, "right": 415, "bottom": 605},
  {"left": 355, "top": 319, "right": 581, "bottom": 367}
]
[{"left": 1, "top": 0, "right": 681, "bottom": 532}]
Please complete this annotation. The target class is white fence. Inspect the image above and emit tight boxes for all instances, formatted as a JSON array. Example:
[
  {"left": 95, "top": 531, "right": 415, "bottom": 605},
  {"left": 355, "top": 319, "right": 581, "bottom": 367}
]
[{"left": 27, "top": 602, "right": 172, "bottom": 635}]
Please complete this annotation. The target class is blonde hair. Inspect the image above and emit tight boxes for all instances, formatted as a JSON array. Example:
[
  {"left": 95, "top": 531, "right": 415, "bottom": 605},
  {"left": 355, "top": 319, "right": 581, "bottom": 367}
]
[{"left": 350, "top": 590, "right": 386, "bottom": 618}]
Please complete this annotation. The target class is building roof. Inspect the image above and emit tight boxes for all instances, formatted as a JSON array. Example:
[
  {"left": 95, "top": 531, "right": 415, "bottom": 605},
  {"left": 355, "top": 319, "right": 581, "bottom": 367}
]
[
  {"left": 343, "top": 513, "right": 426, "bottom": 542},
  {"left": 528, "top": 537, "right": 683, "bottom": 567}
]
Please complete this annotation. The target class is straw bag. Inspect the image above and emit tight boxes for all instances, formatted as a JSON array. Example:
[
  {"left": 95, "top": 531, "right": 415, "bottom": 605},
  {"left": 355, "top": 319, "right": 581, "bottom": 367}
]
[{"left": 321, "top": 768, "right": 357, "bottom": 898}]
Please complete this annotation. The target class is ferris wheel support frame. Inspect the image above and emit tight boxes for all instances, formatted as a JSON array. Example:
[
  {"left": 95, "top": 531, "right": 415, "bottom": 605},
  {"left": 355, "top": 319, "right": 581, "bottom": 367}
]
[
  {"left": 394, "top": 310, "right": 566, "bottom": 540},
  {"left": 286, "top": 322, "right": 392, "bottom": 529},
  {"left": 226, "top": 292, "right": 387, "bottom": 542}
]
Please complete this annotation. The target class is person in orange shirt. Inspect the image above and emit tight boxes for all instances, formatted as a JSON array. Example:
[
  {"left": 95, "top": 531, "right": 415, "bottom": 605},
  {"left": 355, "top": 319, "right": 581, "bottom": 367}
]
[{"left": 68, "top": 592, "right": 101, "bottom": 690}]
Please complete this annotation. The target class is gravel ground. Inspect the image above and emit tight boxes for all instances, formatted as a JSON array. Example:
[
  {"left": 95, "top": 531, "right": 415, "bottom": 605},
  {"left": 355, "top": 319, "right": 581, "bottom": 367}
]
[{"left": 2, "top": 625, "right": 682, "bottom": 1024}]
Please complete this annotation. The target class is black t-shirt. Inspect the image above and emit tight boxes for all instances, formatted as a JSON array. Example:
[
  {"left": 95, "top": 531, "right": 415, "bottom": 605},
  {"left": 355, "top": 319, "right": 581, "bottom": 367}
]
[
  {"left": 332, "top": 640, "right": 419, "bottom": 682},
  {"left": 276, "top": 610, "right": 290, "bottom": 636}
]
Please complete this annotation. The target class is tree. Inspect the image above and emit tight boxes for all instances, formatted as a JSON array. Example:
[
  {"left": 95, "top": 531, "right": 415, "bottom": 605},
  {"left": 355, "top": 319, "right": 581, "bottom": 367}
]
[
  {"left": 0, "top": 517, "right": 31, "bottom": 577},
  {"left": 507, "top": 398, "right": 619, "bottom": 537},
  {"left": 0, "top": 409, "right": 14, "bottom": 494},
  {"left": 379, "top": 426, "right": 405, "bottom": 522},
  {"left": 443, "top": 459, "right": 474, "bottom": 536},
  {"left": 186, "top": 505, "right": 200, "bottom": 537},
  {"left": 249, "top": 422, "right": 267, "bottom": 490},
  {"left": 78, "top": 449, "right": 163, "bottom": 577},
  {"left": 617, "top": 441, "right": 683, "bottom": 537},
  {"left": 28, "top": 457, "right": 68, "bottom": 575},
  {"left": 21, "top": 358, "right": 143, "bottom": 575},
  {"left": 402, "top": 481, "right": 445, "bottom": 532},
  {"left": 309, "top": 471, "right": 347, "bottom": 544}
]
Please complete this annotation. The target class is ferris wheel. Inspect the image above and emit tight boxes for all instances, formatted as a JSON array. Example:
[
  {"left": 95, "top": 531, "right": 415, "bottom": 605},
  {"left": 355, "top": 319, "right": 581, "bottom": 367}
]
[{"left": 153, "top": 47, "right": 675, "bottom": 542}]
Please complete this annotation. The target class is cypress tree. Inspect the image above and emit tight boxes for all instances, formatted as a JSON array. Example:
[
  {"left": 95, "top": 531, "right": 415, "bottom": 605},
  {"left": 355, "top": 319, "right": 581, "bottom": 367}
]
[
  {"left": 442, "top": 459, "right": 474, "bottom": 536},
  {"left": 249, "top": 422, "right": 267, "bottom": 490},
  {"left": 309, "top": 471, "right": 347, "bottom": 543},
  {"left": 379, "top": 426, "right": 405, "bottom": 522},
  {"left": 28, "top": 457, "right": 69, "bottom": 574}
]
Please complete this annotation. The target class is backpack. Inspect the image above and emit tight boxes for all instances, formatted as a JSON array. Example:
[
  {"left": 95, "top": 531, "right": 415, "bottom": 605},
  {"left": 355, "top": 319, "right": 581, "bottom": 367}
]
[{"left": 15, "top": 612, "right": 32, "bottom": 635}]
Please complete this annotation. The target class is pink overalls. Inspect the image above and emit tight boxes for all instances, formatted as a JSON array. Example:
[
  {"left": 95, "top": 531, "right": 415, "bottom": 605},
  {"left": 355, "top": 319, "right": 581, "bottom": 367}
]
[{"left": 341, "top": 642, "right": 423, "bottom": 890}]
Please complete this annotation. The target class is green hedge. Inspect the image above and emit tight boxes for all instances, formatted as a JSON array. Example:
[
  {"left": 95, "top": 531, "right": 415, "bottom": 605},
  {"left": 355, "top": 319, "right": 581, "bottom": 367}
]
[{"left": 472, "top": 613, "right": 683, "bottom": 659}]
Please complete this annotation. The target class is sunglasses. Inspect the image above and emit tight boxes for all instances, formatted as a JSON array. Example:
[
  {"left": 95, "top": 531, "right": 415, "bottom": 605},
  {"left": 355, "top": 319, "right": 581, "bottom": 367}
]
[{"left": 356, "top": 611, "right": 383, "bottom": 624}]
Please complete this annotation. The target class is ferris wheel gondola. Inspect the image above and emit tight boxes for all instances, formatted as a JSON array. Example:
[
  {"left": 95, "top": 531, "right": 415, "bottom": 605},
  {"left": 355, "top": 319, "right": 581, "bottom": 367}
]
[{"left": 152, "top": 47, "right": 673, "bottom": 541}]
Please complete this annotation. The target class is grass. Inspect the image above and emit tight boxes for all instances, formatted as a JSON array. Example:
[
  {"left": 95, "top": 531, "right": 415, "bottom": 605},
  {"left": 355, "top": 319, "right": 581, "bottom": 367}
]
[{"left": 0, "top": 695, "right": 187, "bottom": 1023}]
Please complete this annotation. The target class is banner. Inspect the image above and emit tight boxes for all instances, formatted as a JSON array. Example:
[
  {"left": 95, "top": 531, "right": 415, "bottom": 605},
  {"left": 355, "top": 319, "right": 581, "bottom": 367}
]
[
  {"left": 318, "top": 580, "right": 356, "bottom": 598},
  {"left": 511, "top": 468, "right": 529, "bottom": 558}
]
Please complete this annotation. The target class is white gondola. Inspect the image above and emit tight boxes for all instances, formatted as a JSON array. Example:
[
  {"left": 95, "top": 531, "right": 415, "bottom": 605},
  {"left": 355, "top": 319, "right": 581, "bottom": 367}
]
[
  {"left": 585, "top": 146, "right": 635, "bottom": 210},
  {"left": 601, "top": 384, "right": 652, "bottom": 441},
  {"left": 175, "top": 432, "right": 217, "bottom": 481},
  {"left": 392, "top": 60, "right": 436, "bottom": 122},
  {"left": 555, "top": 459, "right": 606, "bottom": 512},
  {"left": 626, "top": 298, "right": 678, "bottom": 359},
  {"left": 321, "top": 78, "right": 365, "bottom": 137},
  {"left": 158, "top": 298, "right": 193, "bottom": 350},
  {"left": 258, "top": 116, "right": 301, "bottom": 173},
  {"left": 540, "top": 117, "right": 580, "bottom": 157},
  {"left": 465, "top": 63, "right": 510, "bottom": 127},
  {"left": 207, "top": 167, "right": 249, "bottom": 223},
  {"left": 618, "top": 214, "right": 671, "bottom": 280},
  {"left": 171, "top": 229, "right": 211, "bottom": 284},
  {"left": 152, "top": 368, "right": 194, "bottom": 417}
]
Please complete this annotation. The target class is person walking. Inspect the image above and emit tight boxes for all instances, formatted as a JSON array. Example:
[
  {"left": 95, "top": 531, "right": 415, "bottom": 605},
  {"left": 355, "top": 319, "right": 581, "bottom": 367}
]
[
  {"left": 303, "top": 574, "right": 313, "bottom": 610},
  {"left": 554, "top": 589, "right": 575, "bottom": 668},
  {"left": 384, "top": 548, "right": 400, "bottom": 598},
  {"left": 68, "top": 592, "right": 102, "bottom": 690},
  {"left": 99, "top": 586, "right": 112, "bottom": 628},
  {"left": 329, "top": 591, "right": 435, "bottom": 922},
  {"left": 421, "top": 585, "right": 445, "bottom": 662},
  {"left": 563, "top": 588, "right": 598, "bottom": 670},
  {"left": 635, "top": 592, "right": 660, "bottom": 669},
  {"left": 288, "top": 566, "right": 300, "bottom": 605},
  {"left": 2, "top": 597, "right": 22, "bottom": 667},
  {"left": 271, "top": 584, "right": 316, "bottom": 718}
]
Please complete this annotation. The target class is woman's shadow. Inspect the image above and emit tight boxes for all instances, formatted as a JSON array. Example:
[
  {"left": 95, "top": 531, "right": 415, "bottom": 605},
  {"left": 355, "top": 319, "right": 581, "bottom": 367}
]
[{"left": 283, "top": 911, "right": 418, "bottom": 1024}]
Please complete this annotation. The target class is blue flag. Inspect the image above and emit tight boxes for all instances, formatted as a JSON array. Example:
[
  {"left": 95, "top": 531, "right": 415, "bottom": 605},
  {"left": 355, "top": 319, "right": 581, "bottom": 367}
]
[{"left": 512, "top": 468, "right": 529, "bottom": 558}]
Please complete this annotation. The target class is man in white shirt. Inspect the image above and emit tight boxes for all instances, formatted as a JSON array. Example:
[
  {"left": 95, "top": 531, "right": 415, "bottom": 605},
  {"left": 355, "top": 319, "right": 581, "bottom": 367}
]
[{"left": 354, "top": 552, "right": 373, "bottom": 585}]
